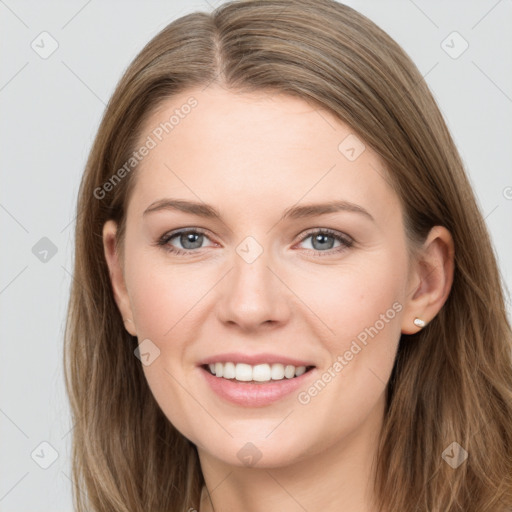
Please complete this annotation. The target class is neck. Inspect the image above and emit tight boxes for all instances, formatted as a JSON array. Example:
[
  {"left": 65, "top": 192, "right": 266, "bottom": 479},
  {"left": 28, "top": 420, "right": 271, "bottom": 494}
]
[{"left": 197, "top": 395, "right": 385, "bottom": 512}]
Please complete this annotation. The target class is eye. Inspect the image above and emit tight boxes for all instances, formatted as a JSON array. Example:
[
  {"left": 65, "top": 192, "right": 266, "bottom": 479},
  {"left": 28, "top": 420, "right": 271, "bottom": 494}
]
[
  {"left": 156, "top": 228, "right": 215, "bottom": 255},
  {"left": 296, "top": 228, "right": 354, "bottom": 257},
  {"left": 156, "top": 227, "right": 354, "bottom": 257}
]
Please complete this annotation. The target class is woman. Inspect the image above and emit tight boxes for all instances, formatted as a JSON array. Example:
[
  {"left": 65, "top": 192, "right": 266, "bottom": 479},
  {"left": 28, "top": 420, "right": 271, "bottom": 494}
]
[{"left": 63, "top": 0, "right": 512, "bottom": 510}]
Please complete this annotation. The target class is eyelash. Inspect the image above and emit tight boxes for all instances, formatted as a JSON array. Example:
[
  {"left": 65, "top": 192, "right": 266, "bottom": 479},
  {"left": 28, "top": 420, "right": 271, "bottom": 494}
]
[{"left": 156, "top": 227, "right": 354, "bottom": 258}]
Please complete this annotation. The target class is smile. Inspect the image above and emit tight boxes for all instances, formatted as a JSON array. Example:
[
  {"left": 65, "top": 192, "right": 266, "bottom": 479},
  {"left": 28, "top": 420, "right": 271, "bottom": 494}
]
[
  {"left": 199, "top": 363, "right": 317, "bottom": 407},
  {"left": 204, "top": 362, "right": 314, "bottom": 382}
]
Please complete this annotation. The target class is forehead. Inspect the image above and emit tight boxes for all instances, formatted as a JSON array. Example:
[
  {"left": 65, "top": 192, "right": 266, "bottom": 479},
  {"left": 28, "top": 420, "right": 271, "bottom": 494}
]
[{"left": 128, "top": 85, "right": 400, "bottom": 225}]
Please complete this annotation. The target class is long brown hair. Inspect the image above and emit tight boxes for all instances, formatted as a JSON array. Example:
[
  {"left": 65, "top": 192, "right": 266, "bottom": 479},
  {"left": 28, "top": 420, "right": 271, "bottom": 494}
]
[{"left": 63, "top": 0, "right": 512, "bottom": 510}]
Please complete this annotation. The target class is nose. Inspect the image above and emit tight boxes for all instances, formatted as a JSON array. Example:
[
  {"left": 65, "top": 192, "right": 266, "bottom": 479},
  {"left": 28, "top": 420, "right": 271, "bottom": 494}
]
[{"left": 215, "top": 243, "right": 290, "bottom": 332}]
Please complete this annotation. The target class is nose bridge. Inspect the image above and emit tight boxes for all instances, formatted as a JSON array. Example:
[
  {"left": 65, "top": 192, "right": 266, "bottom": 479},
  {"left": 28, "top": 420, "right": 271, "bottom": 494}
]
[{"left": 217, "top": 234, "right": 287, "bottom": 328}]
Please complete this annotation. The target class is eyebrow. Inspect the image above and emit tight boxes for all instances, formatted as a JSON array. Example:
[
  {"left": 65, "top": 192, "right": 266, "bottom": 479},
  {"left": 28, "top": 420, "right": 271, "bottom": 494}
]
[
  {"left": 143, "top": 198, "right": 374, "bottom": 222},
  {"left": 143, "top": 198, "right": 375, "bottom": 222}
]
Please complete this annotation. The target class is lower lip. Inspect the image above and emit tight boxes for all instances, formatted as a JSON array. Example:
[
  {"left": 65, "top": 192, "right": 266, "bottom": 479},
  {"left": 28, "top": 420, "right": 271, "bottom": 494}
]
[{"left": 199, "top": 366, "right": 316, "bottom": 407}]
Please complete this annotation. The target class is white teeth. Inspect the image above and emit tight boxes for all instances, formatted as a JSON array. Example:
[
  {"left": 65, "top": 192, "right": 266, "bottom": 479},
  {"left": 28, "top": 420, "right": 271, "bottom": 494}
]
[
  {"left": 235, "top": 363, "right": 253, "bottom": 381},
  {"left": 271, "top": 363, "right": 285, "bottom": 380},
  {"left": 295, "top": 366, "right": 306, "bottom": 377},
  {"left": 284, "top": 365, "right": 295, "bottom": 379},
  {"left": 206, "top": 362, "right": 309, "bottom": 382},
  {"left": 252, "top": 364, "right": 270, "bottom": 382},
  {"left": 223, "top": 361, "right": 236, "bottom": 379}
]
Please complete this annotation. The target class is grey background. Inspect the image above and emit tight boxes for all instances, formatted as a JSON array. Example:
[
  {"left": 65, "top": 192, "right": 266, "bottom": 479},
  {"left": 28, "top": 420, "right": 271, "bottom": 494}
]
[{"left": 1, "top": 0, "right": 511, "bottom": 510}]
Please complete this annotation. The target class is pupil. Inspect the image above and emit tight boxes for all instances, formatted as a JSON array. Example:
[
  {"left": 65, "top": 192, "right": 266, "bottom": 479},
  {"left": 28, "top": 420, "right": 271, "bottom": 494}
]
[
  {"left": 314, "top": 233, "right": 333, "bottom": 250},
  {"left": 182, "top": 232, "right": 202, "bottom": 249}
]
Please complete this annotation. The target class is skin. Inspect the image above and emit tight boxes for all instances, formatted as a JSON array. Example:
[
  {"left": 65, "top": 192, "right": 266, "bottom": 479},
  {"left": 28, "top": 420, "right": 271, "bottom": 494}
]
[{"left": 103, "top": 85, "right": 454, "bottom": 512}]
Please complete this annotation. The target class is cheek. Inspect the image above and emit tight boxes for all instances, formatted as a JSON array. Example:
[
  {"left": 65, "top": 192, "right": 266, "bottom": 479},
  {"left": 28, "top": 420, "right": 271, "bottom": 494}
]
[
  {"left": 304, "top": 248, "right": 406, "bottom": 408},
  {"left": 308, "top": 252, "right": 406, "bottom": 345},
  {"left": 126, "top": 258, "right": 202, "bottom": 341},
  {"left": 124, "top": 257, "right": 207, "bottom": 434}
]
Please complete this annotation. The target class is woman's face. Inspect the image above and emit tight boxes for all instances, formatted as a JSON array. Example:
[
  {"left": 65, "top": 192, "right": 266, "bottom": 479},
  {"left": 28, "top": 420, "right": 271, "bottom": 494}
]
[{"left": 104, "top": 85, "right": 417, "bottom": 469}]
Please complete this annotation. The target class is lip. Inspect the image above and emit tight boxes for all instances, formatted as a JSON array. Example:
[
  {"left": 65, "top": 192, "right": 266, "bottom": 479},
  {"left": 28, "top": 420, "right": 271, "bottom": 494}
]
[
  {"left": 199, "top": 365, "right": 317, "bottom": 408},
  {"left": 196, "top": 352, "right": 315, "bottom": 367}
]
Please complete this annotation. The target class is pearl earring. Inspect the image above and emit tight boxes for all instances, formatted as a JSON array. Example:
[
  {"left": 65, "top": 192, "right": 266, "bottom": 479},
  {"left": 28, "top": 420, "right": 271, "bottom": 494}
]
[{"left": 413, "top": 317, "right": 426, "bottom": 328}]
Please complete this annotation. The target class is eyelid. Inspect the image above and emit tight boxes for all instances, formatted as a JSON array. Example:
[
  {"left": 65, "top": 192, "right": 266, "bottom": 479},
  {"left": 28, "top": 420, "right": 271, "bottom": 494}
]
[
  {"left": 157, "top": 227, "right": 215, "bottom": 246},
  {"left": 293, "top": 228, "right": 354, "bottom": 257},
  {"left": 296, "top": 227, "right": 353, "bottom": 245},
  {"left": 157, "top": 226, "right": 354, "bottom": 256}
]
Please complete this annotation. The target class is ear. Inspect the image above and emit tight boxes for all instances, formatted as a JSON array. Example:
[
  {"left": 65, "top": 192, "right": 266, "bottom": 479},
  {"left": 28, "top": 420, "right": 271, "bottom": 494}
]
[
  {"left": 401, "top": 225, "right": 455, "bottom": 334},
  {"left": 103, "top": 220, "right": 137, "bottom": 337}
]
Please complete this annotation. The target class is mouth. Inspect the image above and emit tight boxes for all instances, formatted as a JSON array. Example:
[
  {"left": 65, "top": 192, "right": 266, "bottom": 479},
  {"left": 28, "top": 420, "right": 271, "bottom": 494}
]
[
  {"left": 201, "top": 362, "right": 316, "bottom": 383},
  {"left": 197, "top": 353, "right": 318, "bottom": 406},
  {"left": 199, "top": 361, "right": 318, "bottom": 407}
]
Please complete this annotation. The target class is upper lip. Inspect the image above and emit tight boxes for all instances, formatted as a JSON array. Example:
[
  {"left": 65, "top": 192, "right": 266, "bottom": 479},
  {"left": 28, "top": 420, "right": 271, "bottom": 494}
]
[{"left": 197, "top": 352, "right": 316, "bottom": 367}]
